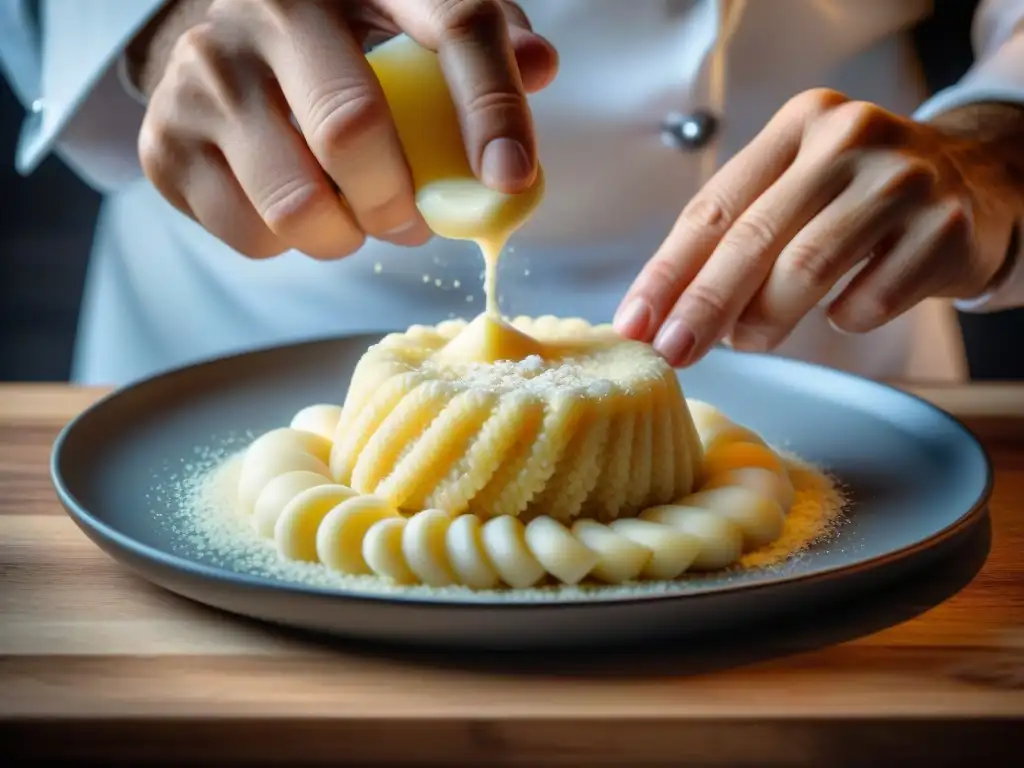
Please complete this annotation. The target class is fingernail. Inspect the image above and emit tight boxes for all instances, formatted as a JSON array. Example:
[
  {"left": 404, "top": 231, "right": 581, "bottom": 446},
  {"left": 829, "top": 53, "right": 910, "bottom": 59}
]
[
  {"left": 481, "top": 138, "right": 533, "bottom": 190},
  {"left": 653, "top": 319, "right": 696, "bottom": 366},
  {"left": 613, "top": 298, "right": 653, "bottom": 339},
  {"left": 386, "top": 220, "right": 418, "bottom": 236},
  {"left": 827, "top": 317, "right": 856, "bottom": 336}
]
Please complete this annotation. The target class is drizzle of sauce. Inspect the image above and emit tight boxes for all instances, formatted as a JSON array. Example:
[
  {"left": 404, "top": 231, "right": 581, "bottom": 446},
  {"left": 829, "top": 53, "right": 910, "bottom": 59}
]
[{"left": 367, "top": 34, "right": 547, "bottom": 362}]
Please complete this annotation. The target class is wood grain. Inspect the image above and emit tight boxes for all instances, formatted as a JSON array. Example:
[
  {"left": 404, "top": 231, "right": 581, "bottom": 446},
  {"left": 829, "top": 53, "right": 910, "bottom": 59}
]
[{"left": 1, "top": 383, "right": 1023, "bottom": 765}]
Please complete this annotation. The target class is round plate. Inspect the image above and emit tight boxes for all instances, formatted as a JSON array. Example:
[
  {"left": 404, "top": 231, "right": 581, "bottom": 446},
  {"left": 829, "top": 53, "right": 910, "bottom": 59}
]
[{"left": 51, "top": 334, "right": 992, "bottom": 649}]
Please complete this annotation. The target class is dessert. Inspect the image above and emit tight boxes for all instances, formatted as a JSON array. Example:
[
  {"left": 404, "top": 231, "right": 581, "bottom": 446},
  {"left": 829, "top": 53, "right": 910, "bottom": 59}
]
[
  {"left": 233, "top": 332, "right": 798, "bottom": 590},
  {"left": 329, "top": 314, "right": 704, "bottom": 522}
]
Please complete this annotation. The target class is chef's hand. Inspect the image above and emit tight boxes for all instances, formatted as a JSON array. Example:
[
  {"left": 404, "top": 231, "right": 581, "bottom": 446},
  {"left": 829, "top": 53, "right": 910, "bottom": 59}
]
[
  {"left": 615, "top": 88, "right": 1022, "bottom": 367},
  {"left": 133, "top": 0, "right": 557, "bottom": 260}
]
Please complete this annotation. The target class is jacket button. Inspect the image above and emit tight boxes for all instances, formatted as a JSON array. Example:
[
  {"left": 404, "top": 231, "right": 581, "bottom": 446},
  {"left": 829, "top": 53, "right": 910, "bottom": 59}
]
[{"left": 661, "top": 110, "right": 717, "bottom": 151}]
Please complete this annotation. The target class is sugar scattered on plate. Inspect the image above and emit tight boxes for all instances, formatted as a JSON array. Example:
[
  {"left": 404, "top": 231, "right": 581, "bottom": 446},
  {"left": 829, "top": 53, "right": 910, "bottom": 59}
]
[{"left": 154, "top": 441, "right": 848, "bottom": 603}]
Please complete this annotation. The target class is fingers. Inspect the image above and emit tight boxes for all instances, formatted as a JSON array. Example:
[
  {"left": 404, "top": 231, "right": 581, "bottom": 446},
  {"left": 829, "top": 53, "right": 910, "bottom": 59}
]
[
  {"left": 378, "top": 0, "right": 549, "bottom": 192},
  {"left": 731, "top": 152, "right": 936, "bottom": 351},
  {"left": 827, "top": 197, "right": 973, "bottom": 333},
  {"left": 138, "top": 28, "right": 285, "bottom": 259},
  {"left": 140, "top": 0, "right": 554, "bottom": 262},
  {"left": 141, "top": 15, "right": 370, "bottom": 260},
  {"left": 182, "top": 146, "right": 291, "bottom": 259},
  {"left": 245, "top": 2, "right": 430, "bottom": 246},
  {"left": 610, "top": 96, "right": 819, "bottom": 354},
  {"left": 216, "top": 87, "right": 367, "bottom": 260},
  {"left": 614, "top": 89, "right": 965, "bottom": 366},
  {"left": 656, "top": 151, "right": 847, "bottom": 366},
  {"left": 141, "top": 129, "right": 287, "bottom": 259},
  {"left": 355, "top": 0, "right": 556, "bottom": 91},
  {"left": 616, "top": 88, "right": 984, "bottom": 360},
  {"left": 614, "top": 109, "right": 807, "bottom": 346},
  {"left": 498, "top": 1, "right": 559, "bottom": 92}
]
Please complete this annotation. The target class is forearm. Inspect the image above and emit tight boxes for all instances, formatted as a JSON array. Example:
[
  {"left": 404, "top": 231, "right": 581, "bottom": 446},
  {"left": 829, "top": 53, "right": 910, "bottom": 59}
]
[{"left": 126, "top": 0, "right": 213, "bottom": 98}]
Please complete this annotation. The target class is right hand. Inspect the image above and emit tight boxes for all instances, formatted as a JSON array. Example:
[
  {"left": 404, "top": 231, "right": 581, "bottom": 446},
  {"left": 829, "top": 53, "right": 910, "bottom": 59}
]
[{"left": 136, "top": 0, "right": 558, "bottom": 260}]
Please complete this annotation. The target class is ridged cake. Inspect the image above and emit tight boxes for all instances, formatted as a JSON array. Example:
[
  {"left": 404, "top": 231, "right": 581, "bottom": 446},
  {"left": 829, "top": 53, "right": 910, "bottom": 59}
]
[{"left": 328, "top": 314, "right": 705, "bottom": 522}]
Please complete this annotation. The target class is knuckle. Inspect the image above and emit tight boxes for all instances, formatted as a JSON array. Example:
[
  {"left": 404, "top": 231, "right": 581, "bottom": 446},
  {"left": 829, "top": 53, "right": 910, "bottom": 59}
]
[
  {"left": 136, "top": 119, "right": 190, "bottom": 191},
  {"left": 679, "top": 193, "right": 735, "bottom": 237},
  {"left": 257, "top": 177, "right": 337, "bottom": 235},
  {"left": 937, "top": 198, "right": 973, "bottom": 242},
  {"left": 172, "top": 22, "right": 222, "bottom": 68},
  {"left": 462, "top": 89, "right": 525, "bottom": 123},
  {"left": 210, "top": 0, "right": 270, "bottom": 30},
  {"left": 137, "top": 120, "right": 170, "bottom": 176},
  {"left": 827, "top": 100, "right": 890, "bottom": 148},
  {"left": 836, "top": 99, "right": 884, "bottom": 126},
  {"left": 789, "top": 87, "right": 847, "bottom": 119},
  {"left": 308, "top": 81, "right": 388, "bottom": 153},
  {"left": 208, "top": 0, "right": 248, "bottom": 13},
  {"left": 875, "top": 155, "right": 937, "bottom": 199},
  {"left": 683, "top": 282, "right": 731, "bottom": 324},
  {"left": 782, "top": 88, "right": 847, "bottom": 123},
  {"left": 169, "top": 22, "right": 247, "bottom": 114},
  {"left": 782, "top": 240, "right": 834, "bottom": 288},
  {"left": 724, "top": 211, "right": 778, "bottom": 258},
  {"left": 171, "top": 22, "right": 207, "bottom": 58},
  {"left": 642, "top": 256, "right": 685, "bottom": 291}
]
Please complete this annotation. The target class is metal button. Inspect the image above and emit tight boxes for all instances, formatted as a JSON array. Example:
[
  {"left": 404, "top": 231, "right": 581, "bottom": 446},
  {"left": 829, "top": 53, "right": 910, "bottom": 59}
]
[
  {"left": 30, "top": 98, "right": 44, "bottom": 114},
  {"left": 661, "top": 110, "right": 717, "bottom": 151}
]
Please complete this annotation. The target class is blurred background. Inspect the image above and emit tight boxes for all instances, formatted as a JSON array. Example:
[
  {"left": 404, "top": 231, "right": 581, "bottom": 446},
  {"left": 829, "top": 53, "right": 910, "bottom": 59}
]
[
  {"left": 0, "top": 74, "right": 98, "bottom": 381},
  {"left": 0, "top": 1, "right": 1021, "bottom": 382}
]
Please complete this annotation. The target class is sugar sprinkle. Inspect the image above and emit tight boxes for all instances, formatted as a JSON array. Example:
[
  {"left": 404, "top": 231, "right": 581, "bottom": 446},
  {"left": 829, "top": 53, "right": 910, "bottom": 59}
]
[{"left": 151, "top": 439, "right": 848, "bottom": 604}]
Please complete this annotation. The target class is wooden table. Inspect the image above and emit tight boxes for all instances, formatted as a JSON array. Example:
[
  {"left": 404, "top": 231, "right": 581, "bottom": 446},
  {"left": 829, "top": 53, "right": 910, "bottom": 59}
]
[{"left": 2, "top": 383, "right": 1023, "bottom": 766}]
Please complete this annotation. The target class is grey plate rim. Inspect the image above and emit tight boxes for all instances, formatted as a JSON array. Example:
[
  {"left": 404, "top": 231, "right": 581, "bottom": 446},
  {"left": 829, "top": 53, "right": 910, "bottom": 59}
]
[{"left": 50, "top": 330, "right": 994, "bottom": 609}]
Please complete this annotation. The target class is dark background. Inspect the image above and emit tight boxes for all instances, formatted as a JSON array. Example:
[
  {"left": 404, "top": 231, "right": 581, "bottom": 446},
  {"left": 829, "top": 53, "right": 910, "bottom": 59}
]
[
  {"left": 0, "top": 76, "right": 99, "bottom": 381},
  {"left": 0, "top": 1, "right": 1020, "bottom": 382}
]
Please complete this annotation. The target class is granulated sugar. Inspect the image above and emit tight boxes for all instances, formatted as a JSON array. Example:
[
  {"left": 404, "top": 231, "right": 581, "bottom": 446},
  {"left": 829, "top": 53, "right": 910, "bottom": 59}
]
[{"left": 162, "top": 443, "right": 847, "bottom": 603}]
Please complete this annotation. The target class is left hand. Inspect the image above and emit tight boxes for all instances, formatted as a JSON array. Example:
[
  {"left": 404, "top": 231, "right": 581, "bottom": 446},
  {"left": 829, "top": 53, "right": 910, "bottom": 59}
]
[{"left": 615, "top": 88, "right": 1021, "bottom": 367}]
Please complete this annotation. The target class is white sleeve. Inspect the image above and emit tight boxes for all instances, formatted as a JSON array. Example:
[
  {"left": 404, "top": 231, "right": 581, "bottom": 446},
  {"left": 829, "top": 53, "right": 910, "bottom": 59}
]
[
  {"left": 913, "top": 0, "right": 1024, "bottom": 313},
  {"left": 0, "top": 0, "right": 41, "bottom": 107},
  {"left": 13, "top": 0, "right": 168, "bottom": 194}
]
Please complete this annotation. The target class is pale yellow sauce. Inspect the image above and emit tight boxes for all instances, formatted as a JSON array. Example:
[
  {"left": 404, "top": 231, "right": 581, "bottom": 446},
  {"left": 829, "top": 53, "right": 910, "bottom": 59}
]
[{"left": 366, "top": 34, "right": 546, "bottom": 362}]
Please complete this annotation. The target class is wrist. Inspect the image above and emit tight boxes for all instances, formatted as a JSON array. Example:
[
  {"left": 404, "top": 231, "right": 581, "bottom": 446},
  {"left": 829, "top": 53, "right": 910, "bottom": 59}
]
[
  {"left": 925, "top": 101, "right": 1024, "bottom": 205},
  {"left": 923, "top": 103, "right": 1024, "bottom": 294}
]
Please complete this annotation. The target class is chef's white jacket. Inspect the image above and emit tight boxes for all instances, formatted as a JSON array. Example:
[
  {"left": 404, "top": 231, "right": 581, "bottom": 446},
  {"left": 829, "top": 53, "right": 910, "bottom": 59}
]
[{"left": 2, "top": 0, "right": 1023, "bottom": 385}]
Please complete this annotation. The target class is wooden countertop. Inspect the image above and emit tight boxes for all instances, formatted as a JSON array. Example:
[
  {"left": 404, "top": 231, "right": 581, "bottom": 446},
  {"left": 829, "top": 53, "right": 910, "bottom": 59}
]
[{"left": 2, "top": 383, "right": 1023, "bottom": 766}]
